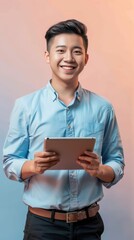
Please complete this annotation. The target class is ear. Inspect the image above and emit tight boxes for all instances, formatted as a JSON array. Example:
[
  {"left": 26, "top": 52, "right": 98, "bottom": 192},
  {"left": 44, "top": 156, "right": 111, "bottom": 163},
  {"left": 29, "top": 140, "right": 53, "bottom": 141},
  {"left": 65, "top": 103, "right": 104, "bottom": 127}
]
[
  {"left": 44, "top": 51, "right": 50, "bottom": 64},
  {"left": 85, "top": 53, "right": 89, "bottom": 65}
]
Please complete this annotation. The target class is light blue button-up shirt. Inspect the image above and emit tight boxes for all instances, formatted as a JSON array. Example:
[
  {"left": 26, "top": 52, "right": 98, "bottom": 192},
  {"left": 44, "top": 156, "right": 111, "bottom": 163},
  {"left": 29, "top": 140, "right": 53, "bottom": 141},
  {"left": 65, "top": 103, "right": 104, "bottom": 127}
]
[{"left": 3, "top": 81, "right": 124, "bottom": 211}]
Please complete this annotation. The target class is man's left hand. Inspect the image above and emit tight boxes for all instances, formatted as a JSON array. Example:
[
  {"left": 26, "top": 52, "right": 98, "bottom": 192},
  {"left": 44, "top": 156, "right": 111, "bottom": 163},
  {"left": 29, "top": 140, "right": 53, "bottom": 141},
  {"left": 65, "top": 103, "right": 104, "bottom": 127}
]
[{"left": 77, "top": 151, "right": 101, "bottom": 177}]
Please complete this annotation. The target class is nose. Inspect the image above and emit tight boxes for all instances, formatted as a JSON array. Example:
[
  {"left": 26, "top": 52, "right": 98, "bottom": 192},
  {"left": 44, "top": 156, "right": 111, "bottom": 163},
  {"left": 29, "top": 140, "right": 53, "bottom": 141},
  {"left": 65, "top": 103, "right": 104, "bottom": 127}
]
[{"left": 63, "top": 50, "right": 74, "bottom": 62}]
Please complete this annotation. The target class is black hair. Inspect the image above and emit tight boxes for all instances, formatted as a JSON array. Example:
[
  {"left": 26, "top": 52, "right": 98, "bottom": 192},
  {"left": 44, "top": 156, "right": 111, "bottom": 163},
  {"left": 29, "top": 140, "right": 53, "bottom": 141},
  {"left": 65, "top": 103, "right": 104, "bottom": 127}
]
[{"left": 45, "top": 19, "right": 88, "bottom": 51}]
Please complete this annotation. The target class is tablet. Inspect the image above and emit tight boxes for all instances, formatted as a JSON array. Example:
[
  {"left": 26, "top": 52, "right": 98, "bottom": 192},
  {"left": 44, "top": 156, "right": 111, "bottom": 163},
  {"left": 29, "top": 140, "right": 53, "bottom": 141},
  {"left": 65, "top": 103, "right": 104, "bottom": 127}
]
[{"left": 44, "top": 137, "right": 96, "bottom": 170}]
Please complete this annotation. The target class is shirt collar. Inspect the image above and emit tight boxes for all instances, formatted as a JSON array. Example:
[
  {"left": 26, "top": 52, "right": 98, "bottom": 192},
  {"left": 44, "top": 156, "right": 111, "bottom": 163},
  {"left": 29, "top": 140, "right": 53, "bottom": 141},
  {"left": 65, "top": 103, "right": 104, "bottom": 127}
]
[
  {"left": 46, "top": 80, "right": 83, "bottom": 102},
  {"left": 75, "top": 83, "right": 82, "bottom": 101},
  {"left": 47, "top": 80, "right": 58, "bottom": 101}
]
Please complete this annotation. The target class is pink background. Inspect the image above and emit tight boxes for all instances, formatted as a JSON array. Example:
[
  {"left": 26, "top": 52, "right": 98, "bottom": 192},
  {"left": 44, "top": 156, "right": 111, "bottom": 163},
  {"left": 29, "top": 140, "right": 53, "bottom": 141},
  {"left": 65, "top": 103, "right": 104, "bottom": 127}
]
[{"left": 0, "top": 1, "right": 133, "bottom": 239}]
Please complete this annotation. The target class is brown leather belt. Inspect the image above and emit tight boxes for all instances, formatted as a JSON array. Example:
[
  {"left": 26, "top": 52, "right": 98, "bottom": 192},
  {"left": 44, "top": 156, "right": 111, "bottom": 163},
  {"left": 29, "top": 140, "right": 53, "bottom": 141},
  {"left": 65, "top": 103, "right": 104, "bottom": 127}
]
[{"left": 29, "top": 203, "right": 99, "bottom": 223}]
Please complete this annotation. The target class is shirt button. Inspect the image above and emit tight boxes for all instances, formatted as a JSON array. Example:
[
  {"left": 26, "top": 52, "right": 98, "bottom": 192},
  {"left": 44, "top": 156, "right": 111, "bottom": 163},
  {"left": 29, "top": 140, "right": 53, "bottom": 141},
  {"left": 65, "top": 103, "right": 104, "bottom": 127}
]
[{"left": 68, "top": 125, "right": 71, "bottom": 129}]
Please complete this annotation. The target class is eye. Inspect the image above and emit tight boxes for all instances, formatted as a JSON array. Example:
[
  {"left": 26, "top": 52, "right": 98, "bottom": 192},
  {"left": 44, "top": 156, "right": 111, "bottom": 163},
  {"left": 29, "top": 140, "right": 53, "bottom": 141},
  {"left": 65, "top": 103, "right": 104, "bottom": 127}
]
[
  {"left": 73, "top": 49, "right": 82, "bottom": 55},
  {"left": 56, "top": 49, "right": 65, "bottom": 54}
]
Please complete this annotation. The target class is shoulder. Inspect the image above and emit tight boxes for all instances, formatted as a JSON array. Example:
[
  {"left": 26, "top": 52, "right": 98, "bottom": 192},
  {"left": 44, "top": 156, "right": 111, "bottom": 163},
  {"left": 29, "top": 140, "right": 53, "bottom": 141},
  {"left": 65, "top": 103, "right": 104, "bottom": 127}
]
[
  {"left": 15, "top": 86, "right": 47, "bottom": 109},
  {"left": 11, "top": 86, "right": 48, "bottom": 120},
  {"left": 82, "top": 88, "right": 113, "bottom": 110},
  {"left": 17, "top": 86, "right": 46, "bottom": 102}
]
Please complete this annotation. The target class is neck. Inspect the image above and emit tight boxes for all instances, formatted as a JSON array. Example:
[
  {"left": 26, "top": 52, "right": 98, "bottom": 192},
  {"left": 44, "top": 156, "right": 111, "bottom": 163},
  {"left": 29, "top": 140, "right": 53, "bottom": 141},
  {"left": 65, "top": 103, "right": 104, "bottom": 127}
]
[{"left": 50, "top": 79, "right": 79, "bottom": 105}]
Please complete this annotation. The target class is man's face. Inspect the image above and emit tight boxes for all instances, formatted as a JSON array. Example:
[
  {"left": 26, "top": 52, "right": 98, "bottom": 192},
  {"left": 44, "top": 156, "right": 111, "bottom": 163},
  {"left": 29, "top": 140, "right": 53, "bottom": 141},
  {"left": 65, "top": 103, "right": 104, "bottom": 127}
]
[{"left": 45, "top": 33, "right": 88, "bottom": 84}]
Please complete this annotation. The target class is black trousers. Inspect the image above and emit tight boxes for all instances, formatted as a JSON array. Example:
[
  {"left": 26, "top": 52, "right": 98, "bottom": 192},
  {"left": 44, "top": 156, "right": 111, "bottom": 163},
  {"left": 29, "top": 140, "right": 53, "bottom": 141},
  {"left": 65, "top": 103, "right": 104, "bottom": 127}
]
[{"left": 23, "top": 211, "right": 104, "bottom": 240}]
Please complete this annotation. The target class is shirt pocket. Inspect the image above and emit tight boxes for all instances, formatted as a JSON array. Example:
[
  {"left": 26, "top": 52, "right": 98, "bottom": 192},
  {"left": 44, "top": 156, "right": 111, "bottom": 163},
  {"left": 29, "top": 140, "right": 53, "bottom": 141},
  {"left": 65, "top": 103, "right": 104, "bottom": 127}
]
[{"left": 81, "top": 123, "right": 105, "bottom": 156}]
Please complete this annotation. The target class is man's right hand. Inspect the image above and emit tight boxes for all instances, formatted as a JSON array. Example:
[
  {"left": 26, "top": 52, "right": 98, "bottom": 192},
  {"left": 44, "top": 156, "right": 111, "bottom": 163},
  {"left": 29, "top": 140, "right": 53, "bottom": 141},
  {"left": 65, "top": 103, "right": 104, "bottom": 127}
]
[
  {"left": 21, "top": 151, "right": 60, "bottom": 180},
  {"left": 32, "top": 151, "right": 60, "bottom": 174}
]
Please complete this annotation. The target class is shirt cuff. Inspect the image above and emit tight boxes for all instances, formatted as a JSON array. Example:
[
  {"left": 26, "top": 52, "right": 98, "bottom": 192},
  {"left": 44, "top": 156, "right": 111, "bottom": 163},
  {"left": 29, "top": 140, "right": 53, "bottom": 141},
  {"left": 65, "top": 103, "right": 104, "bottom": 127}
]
[
  {"left": 102, "top": 161, "right": 124, "bottom": 188},
  {"left": 4, "top": 159, "right": 28, "bottom": 182}
]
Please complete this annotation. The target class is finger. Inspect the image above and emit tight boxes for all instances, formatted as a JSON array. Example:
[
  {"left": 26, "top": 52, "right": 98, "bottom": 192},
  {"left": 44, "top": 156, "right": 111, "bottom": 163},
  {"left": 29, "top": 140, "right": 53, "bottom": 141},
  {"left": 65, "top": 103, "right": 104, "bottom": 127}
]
[
  {"left": 78, "top": 154, "right": 100, "bottom": 165},
  {"left": 78, "top": 155, "right": 92, "bottom": 162},
  {"left": 77, "top": 156, "right": 100, "bottom": 166},
  {"left": 34, "top": 158, "right": 60, "bottom": 173},
  {"left": 77, "top": 160, "right": 99, "bottom": 172},
  {"left": 77, "top": 160, "right": 98, "bottom": 170},
  {"left": 83, "top": 151, "right": 98, "bottom": 158},
  {"left": 34, "top": 151, "right": 57, "bottom": 158},
  {"left": 38, "top": 160, "right": 59, "bottom": 168},
  {"left": 35, "top": 155, "right": 60, "bottom": 164}
]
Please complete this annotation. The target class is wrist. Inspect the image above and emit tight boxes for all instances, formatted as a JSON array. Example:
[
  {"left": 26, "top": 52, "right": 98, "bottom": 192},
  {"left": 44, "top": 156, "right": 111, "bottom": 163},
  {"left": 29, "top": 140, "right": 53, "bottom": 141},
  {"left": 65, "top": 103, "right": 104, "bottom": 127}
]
[
  {"left": 96, "top": 164, "right": 115, "bottom": 183},
  {"left": 96, "top": 164, "right": 104, "bottom": 179}
]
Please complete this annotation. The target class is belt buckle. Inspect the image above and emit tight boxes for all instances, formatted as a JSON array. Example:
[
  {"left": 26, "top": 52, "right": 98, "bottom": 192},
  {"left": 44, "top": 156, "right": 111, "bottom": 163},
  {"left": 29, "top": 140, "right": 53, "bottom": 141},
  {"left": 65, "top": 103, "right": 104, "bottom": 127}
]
[{"left": 66, "top": 211, "right": 78, "bottom": 223}]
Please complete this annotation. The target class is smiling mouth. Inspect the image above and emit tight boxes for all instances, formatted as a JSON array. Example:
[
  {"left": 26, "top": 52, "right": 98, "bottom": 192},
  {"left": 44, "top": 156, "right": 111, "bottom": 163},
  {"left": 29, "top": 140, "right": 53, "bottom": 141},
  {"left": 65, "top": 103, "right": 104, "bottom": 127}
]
[{"left": 60, "top": 65, "right": 76, "bottom": 70}]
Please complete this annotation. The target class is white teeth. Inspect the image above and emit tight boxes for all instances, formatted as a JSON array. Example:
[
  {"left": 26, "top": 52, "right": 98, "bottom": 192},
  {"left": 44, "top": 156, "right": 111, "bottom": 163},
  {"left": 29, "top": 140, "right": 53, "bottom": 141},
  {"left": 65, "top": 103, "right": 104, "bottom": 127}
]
[{"left": 61, "top": 66, "right": 74, "bottom": 69}]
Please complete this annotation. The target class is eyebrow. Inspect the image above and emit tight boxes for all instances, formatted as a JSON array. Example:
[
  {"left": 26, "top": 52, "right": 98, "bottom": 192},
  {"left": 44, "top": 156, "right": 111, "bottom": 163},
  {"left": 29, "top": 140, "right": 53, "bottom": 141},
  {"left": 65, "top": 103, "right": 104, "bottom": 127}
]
[{"left": 56, "top": 45, "right": 83, "bottom": 49}]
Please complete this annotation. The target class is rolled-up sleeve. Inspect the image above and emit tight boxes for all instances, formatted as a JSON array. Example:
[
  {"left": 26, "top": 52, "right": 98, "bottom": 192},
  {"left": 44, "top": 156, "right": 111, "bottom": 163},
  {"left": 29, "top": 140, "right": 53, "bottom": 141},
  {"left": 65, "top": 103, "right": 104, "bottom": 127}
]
[
  {"left": 3, "top": 99, "right": 29, "bottom": 182},
  {"left": 101, "top": 107, "right": 125, "bottom": 188}
]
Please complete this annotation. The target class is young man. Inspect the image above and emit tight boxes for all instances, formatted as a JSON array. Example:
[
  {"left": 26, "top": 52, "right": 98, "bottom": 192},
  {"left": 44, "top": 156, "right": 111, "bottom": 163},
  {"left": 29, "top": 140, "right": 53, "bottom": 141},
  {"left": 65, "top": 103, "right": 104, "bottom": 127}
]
[{"left": 3, "top": 19, "right": 124, "bottom": 240}]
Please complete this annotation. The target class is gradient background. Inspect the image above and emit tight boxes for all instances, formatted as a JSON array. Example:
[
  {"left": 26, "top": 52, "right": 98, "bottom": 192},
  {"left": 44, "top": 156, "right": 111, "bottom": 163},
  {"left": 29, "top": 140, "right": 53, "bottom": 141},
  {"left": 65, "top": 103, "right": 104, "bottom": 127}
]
[{"left": 0, "top": 1, "right": 134, "bottom": 239}]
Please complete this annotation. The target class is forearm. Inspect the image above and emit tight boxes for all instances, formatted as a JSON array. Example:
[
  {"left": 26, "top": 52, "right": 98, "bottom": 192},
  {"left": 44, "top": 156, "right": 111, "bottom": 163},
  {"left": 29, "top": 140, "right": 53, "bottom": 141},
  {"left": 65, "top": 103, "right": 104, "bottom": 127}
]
[
  {"left": 77, "top": 151, "right": 115, "bottom": 183},
  {"left": 96, "top": 164, "right": 115, "bottom": 183},
  {"left": 21, "top": 151, "right": 60, "bottom": 180}
]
